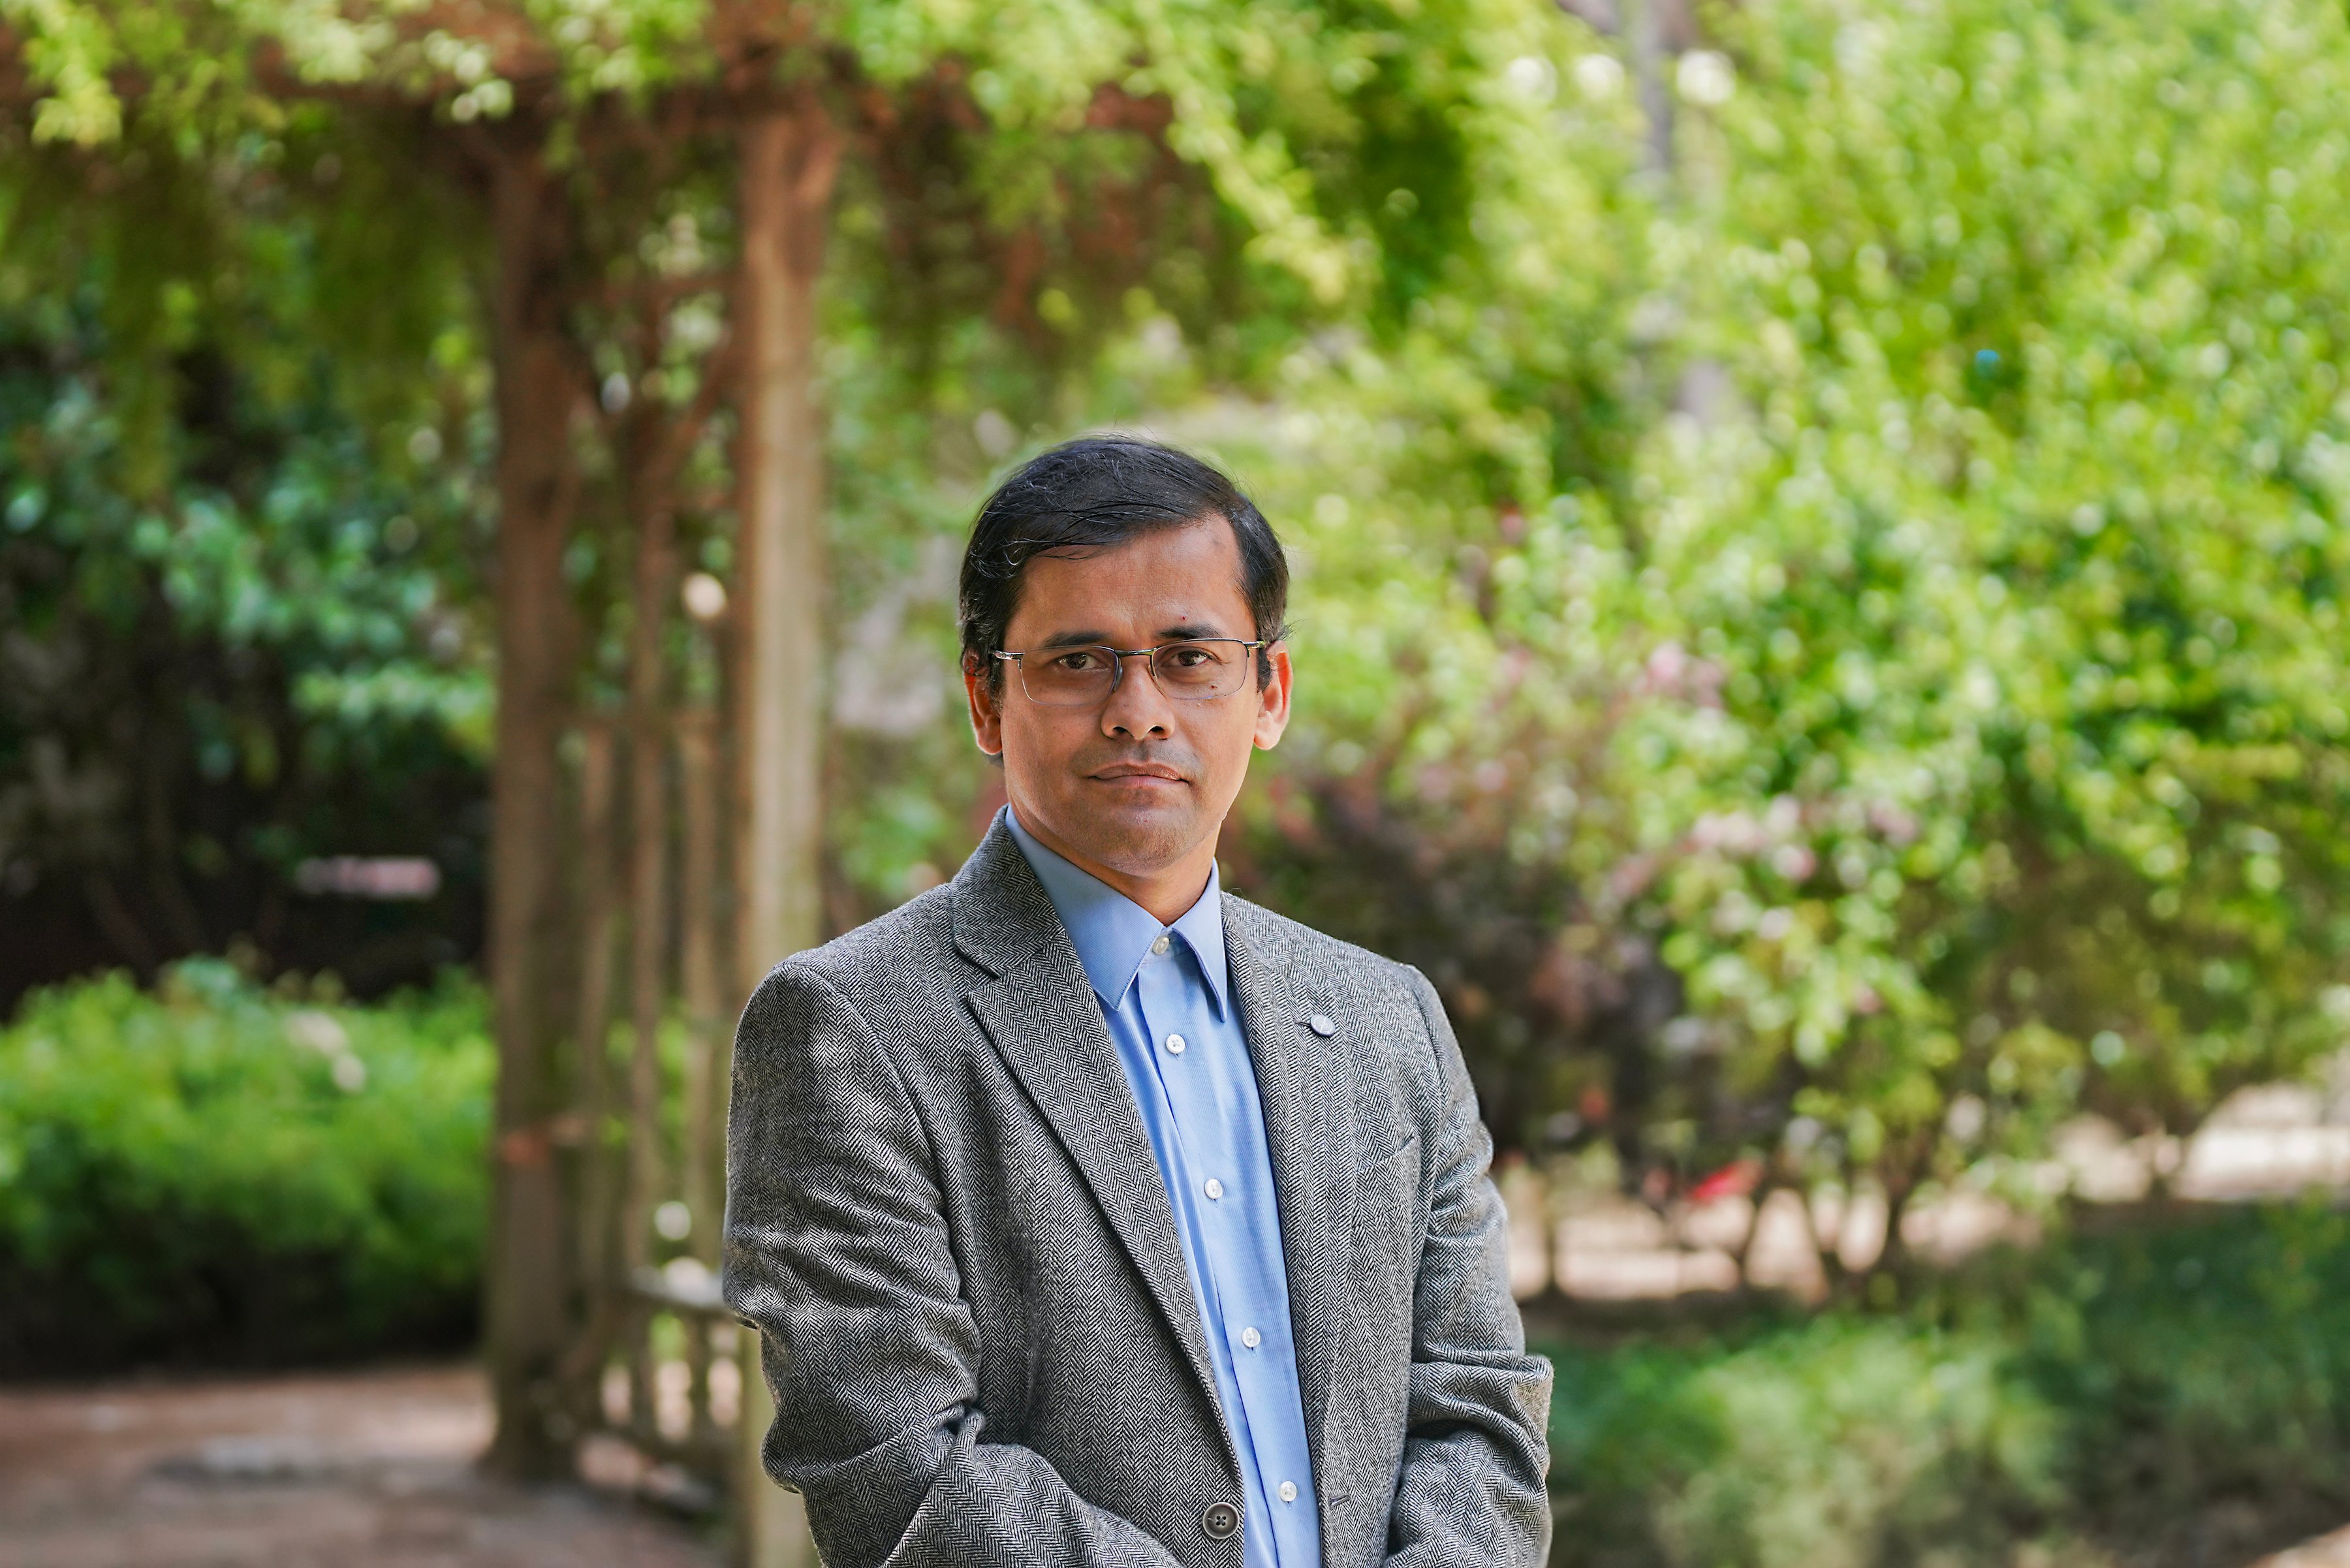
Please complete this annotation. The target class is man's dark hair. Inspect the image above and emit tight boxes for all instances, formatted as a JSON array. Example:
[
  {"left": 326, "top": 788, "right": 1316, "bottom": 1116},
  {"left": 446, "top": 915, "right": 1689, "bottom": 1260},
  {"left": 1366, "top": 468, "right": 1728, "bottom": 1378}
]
[{"left": 958, "top": 435, "right": 1289, "bottom": 691}]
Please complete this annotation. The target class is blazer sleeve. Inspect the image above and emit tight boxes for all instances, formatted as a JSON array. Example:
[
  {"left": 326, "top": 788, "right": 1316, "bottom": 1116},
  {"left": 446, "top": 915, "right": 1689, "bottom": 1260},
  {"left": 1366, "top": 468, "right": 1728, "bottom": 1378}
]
[
  {"left": 721, "top": 960, "right": 1183, "bottom": 1568},
  {"left": 1384, "top": 965, "right": 1555, "bottom": 1568}
]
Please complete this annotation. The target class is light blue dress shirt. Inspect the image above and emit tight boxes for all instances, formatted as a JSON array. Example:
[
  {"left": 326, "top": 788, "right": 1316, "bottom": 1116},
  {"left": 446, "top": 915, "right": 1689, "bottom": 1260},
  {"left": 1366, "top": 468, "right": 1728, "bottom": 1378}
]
[{"left": 1004, "top": 808, "right": 1322, "bottom": 1568}]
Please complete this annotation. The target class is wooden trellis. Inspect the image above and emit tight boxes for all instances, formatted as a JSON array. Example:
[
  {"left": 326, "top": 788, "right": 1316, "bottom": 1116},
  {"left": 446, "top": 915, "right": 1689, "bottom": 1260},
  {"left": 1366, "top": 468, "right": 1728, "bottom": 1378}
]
[{"left": 561, "top": 700, "right": 812, "bottom": 1565}]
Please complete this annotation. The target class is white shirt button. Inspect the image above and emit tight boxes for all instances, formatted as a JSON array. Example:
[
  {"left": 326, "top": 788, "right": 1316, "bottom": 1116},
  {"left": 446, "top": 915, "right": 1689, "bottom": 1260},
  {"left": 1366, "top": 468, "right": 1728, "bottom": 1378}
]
[
  {"left": 1203, "top": 1178, "right": 1223, "bottom": 1200},
  {"left": 1279, "top": 1482, "right": 1298, "bottom": 1503},
  {"left": 1151, "top": 935, "right": 1170, "bottom": 956},
  {"left": 1240, "top": 1326, "right": 1261, "bottom": 1349},
  {"left": 1165, "top": 1033, "right": 1185, "bottom": 1055}
]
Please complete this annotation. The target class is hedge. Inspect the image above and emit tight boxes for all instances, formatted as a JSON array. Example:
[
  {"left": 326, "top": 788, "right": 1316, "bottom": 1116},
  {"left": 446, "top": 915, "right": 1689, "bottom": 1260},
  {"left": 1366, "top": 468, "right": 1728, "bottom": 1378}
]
[{"left": 0, "top": 960, "right": 491, "bottom": 1375}]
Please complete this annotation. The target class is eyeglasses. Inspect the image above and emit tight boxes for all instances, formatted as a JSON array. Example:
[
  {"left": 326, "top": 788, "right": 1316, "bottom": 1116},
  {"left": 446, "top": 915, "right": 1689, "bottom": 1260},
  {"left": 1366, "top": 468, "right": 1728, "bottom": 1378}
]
[{"left": 993, "top": 638, "right": 1265, "bottom": 706}]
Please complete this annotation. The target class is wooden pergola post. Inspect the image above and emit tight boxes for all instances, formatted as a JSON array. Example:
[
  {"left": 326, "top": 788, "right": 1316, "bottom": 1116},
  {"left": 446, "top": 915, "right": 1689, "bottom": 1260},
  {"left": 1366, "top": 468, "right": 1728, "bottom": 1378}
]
[
  {"left": 731, "top": 93, "right": 837, "bottom": 990},
  {"left": 480, "top": 122, "right": 587, "bottom": 1483}
]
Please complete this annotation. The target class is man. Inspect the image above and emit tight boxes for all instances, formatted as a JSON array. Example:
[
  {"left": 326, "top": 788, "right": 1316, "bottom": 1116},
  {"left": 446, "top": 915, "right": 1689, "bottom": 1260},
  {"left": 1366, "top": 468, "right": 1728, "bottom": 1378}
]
[{"left": 722, "top": 437, "right": 1552, "bottom": 1568}]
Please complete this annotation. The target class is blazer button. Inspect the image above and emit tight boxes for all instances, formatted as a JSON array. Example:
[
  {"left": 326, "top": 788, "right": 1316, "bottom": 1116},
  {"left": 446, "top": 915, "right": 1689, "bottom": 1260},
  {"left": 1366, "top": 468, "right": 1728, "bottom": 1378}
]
[
  {"left": 1308, "top": 1014, "right": 1336, "bottom": 1037},
  {"left": 1202, "top": 1501, "right": 1241, "bottom": 1540}
]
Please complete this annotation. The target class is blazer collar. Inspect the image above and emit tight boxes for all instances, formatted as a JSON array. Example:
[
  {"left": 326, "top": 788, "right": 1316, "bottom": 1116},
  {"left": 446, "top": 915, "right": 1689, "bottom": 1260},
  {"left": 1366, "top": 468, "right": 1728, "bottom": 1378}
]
[{"left": 948, "top": 811, "right": 1064, "bottom": 978}]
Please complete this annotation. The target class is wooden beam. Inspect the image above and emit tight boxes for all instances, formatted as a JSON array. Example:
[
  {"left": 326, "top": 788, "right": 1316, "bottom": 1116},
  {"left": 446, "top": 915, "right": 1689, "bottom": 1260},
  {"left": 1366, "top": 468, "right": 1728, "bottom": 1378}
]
[
  {"left": 730, "top": 93, "right": 838, "bottom": 993},
  {"left": 480, "top": 118, "right": 584, "bottom": 1483}
]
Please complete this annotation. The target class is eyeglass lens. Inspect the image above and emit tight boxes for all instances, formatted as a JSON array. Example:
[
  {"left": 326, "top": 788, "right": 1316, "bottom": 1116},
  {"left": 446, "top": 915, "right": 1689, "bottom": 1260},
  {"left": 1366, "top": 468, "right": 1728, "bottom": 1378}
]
[{"left": 1020, "top": 641, "right": 1249, "bottom": 706}]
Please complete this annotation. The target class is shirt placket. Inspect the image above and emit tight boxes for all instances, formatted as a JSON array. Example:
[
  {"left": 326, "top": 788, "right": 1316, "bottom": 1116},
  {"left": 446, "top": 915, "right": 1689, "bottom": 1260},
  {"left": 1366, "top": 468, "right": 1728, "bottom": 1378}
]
[{"left": 1134, "top": 943, "right": 1302, "bottom": 1568}]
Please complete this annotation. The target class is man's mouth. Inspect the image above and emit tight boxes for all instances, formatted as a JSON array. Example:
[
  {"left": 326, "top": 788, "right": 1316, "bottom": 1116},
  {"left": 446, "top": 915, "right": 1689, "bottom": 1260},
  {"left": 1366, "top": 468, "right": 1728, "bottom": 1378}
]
[{"left": 1089, "top": 762, "right": 1189, "bottom": 785}]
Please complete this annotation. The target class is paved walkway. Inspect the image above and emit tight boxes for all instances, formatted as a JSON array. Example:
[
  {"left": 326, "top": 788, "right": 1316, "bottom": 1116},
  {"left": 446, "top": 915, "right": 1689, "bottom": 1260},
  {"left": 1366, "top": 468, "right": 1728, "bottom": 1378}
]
[
  {"left": 1505, "top": 1075, "right": 2350, "bottom": 1304},
  {"left": 1, "top": 1357, "right": 2343, "bottom": 1567},
  {"left": 0, "top": 1364, "right": 721, "bottom": 1568},
  {"left": 2267, "top": 1529, "right": 2350, "bottom": 1568}
]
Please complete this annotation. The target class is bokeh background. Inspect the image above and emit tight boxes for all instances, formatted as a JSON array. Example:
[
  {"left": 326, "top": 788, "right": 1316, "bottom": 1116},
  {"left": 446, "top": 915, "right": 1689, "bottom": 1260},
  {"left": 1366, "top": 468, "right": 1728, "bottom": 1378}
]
[{"left": 5, "top": 2, "right": 2350, "bottom": 1566}]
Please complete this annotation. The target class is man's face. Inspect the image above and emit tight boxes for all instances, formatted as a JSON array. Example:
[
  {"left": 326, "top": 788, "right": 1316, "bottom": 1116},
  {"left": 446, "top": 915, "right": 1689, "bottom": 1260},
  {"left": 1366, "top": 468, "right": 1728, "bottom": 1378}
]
[{"left": 965, "top": 518, "right": 1292, "bottom": 883}]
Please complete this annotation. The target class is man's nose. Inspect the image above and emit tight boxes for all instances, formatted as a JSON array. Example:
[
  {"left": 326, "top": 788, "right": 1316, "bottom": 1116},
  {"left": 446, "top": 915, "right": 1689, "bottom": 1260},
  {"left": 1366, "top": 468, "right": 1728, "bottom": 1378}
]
[{"left": 1100, "top": 651, "right": 1174, "bottom": 739}]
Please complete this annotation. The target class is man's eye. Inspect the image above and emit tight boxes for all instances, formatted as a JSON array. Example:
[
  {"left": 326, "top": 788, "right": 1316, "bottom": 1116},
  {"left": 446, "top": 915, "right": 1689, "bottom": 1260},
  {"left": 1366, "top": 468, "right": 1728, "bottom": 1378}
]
[
  {"left": 1165, "top": 645, "right": 1213, "bottom": 667},
  {"left": 1052, "top": 650, "right": 1104, "bottom": 672}
]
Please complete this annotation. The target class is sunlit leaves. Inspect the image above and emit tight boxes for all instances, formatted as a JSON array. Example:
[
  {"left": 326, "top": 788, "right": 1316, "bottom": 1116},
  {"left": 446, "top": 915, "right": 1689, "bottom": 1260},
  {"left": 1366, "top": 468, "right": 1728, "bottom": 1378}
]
[
  {"left": 1618, "top": 0, "right": 2350, "bottom": 1194},
  {"left": 1219, "top": 0, "right": 2350, "bottom": 1201},
  {"left": 2, "top": 0, "right": 1557, "bottom": 307}
]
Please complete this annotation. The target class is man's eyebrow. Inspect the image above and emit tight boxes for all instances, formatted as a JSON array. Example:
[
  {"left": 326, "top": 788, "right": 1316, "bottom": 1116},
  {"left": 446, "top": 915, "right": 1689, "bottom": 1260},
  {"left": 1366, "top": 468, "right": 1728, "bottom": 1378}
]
[{"left": 1027, "top": 620, "right": 1236, "bottom": 649}]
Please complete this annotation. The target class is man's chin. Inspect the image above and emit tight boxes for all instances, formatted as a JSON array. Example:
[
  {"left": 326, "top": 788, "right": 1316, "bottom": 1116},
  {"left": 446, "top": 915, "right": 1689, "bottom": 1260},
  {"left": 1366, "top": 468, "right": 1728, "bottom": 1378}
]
[
  {"left": 1056, "top": 792, "right": 1200, "bottom": 873},
  {"left": 1076, "top": 774, "right": 1192, "bottom": 811}
]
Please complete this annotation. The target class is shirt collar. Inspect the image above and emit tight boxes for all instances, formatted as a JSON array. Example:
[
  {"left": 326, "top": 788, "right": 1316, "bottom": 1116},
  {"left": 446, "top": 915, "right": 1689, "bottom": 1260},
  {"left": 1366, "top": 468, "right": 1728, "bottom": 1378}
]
[{"left": 1001, "top": 806, "right": 1230, "bottom": 1018}]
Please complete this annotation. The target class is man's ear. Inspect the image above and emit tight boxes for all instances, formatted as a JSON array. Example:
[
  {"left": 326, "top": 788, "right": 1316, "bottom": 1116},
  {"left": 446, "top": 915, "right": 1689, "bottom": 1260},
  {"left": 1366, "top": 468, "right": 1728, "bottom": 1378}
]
[
  {"left": 965, "top": 653, "right": 1006, "bottom": 757},
  {"left": 1252, "top": 641, "right": 1293, "bottom": 751}
]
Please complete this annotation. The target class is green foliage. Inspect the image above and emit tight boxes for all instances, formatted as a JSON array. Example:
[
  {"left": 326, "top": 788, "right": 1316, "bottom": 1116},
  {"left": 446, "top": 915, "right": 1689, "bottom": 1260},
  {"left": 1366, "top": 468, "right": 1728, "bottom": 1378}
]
[
  {"left": 1546, "top": 1204, "right": 2350, "bottom": 1568},
  {"left": 1619, "top": 0, "right": 2350, "bottom": 1210},
  {"left": 1219, "top": 0, "right": 2350, "bottom": 1227},
  {"left": 1, "top": 0, "right": 1556, "bottom": 323},
  {"left": 0, "top": 270, "right": 492, "bottom": 990},
  {"left": 0, "top": 285, "right": 490, "bottom": 740},
  {"left": 0, "top": 95, "right": 493, "bottom": 988},
  {"left": 0, "top": 0, "right": 1612, "bottom": 915},
  {"left": 0, "top": 960, "right": 492, "bottom": 1373}
]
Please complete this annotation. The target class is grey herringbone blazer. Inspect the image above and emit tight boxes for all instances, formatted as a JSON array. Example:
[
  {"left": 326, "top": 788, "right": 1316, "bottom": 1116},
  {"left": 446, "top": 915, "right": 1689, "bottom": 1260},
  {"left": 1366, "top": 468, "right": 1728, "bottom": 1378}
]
[{"left": 721, "top": 817, "right": 1552, "bottom": 1568}]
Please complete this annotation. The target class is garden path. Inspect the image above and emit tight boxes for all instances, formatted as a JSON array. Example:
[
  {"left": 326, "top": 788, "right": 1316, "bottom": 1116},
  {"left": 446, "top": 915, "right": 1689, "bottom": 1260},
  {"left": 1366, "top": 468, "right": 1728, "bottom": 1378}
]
[
  {"left": 0, "top": 1363, "right": 720, "bottom": 1568},
  {"left": 1, "top": 1357, "right": 2344, "bottom": 1567},
  {"left": 2267, "top": 1529, "right": 2350, "bottom": 1568},
  {"left": 1506, "top": 1074, "right": 2350, "bottom": 1303}
]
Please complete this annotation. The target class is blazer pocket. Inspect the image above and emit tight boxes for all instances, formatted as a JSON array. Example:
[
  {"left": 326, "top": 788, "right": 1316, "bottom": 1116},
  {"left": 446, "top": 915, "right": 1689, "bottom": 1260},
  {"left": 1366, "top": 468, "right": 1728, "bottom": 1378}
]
[{"left": 1355, "top": 1129, "right": 1420, "bottom": 1180}]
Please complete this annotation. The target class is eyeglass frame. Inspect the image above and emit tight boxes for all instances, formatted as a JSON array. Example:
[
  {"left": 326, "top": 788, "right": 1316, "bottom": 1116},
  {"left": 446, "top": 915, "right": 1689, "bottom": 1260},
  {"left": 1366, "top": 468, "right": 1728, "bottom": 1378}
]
[{"left": 990, "top": 638, "right": 1269, "bottom": 706}]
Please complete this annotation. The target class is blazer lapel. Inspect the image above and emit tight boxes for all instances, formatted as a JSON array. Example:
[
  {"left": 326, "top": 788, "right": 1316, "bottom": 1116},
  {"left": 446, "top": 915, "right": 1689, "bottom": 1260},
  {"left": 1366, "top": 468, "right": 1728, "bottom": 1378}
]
[
  {"left": 1224, "top": 905, "right": 1358, "bottom": 1498},
  {"left": 952, "top": 821, "right": 1227, "bottom": 1432}
]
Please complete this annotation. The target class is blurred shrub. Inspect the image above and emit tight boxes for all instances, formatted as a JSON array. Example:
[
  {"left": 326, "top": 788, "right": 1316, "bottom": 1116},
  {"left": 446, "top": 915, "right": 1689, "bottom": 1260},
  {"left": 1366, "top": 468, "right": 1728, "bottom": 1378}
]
[
  {"left": 1547, "top": 1202, "right": 2350, "bottom": 1567},
  {"left": 0, "top": 275, "right": 491, "bottom": 1003},
  {"left": 0, "top": 958, "right": 491, "bottom": 1375},
  {"left": 1221, "top": 0, "right": 2350, "bottom": 1286}
]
